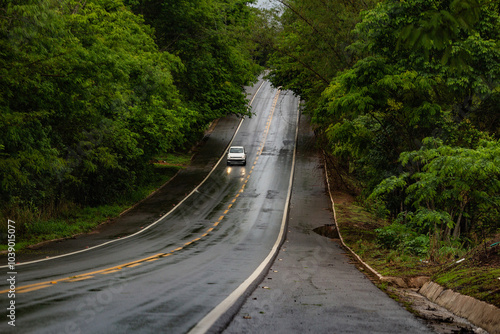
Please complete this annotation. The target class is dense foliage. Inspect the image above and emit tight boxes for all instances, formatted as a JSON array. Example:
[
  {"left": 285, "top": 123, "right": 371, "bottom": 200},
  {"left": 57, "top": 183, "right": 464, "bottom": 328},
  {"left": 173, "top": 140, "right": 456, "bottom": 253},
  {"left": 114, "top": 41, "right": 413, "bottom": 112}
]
[
  {"left": 269, "top": 0, "right": 500, "bottom": 251},
  {"left": 267, "top": 0, "right": 378, "bottom": 112},
  {"left": 1, "top": 0, "right": 261, "bottom": 224},
  {"left": 125, "top": 0, "right": 261, "bottom": 121}
]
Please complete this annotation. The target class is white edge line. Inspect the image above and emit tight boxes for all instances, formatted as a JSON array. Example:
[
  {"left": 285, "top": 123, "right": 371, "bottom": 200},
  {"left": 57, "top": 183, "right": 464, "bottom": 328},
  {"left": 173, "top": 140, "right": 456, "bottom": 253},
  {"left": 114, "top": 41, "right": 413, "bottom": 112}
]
[
  {"left": 188, "top": 93, "right": 300, "bottom": 334},
  {"left": 1, "top": 80, "right": 266, "bottom": 269}
]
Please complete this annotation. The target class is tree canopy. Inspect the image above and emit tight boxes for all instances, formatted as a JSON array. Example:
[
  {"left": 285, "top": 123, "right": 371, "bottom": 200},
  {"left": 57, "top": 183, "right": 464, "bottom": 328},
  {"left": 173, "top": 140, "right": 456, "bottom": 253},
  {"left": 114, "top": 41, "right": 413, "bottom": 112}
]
[
  {"left": 269, "top": 0, "right": 500, "bottom": 244},
  {"left": 1, "top": 0, "right": 261, "bottom": 214},
  {"left": 125, "top": 0, "right": 262, "bottom": 121}
]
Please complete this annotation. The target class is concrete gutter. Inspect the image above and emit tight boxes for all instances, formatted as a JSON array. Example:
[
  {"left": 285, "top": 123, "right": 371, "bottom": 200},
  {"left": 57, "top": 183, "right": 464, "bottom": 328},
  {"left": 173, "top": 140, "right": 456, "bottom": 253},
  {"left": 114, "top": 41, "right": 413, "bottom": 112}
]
[
  {"left": 419, "top": 281, "right": 500, "bottom": 334},
  {"left": 322, "top": 152, "right": 500, "bottom": 334}
]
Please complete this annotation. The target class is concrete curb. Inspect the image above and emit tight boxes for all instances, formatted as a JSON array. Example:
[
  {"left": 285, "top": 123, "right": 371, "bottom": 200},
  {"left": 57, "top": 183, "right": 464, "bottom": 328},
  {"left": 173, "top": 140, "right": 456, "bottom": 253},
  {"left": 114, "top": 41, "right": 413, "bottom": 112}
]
[
  {"left": 420, "top": 281, "right": 500, "bottom": 334},
  {"left": 322, "top": 151, "right": 382, "bottom": 282},
  {"left": 322, "top": 151, "right": 499, "bottom": 334}
]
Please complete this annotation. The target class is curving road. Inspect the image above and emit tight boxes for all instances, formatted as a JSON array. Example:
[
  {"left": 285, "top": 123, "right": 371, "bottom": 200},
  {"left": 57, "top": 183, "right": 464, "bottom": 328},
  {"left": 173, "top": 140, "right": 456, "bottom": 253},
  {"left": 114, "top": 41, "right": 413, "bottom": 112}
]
[
  {"left": 0, "top": 81, "right": 300, "bottom": 334},
  {"left": 1, "top": 80, "right": 436, "bottom": 334}
]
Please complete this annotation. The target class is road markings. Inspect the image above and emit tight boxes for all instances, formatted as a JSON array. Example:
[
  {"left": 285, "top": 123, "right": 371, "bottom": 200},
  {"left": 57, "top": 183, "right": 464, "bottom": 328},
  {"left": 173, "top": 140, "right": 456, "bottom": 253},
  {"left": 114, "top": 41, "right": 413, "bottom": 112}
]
[
  {"left": 0, "top": 82, "right": 268, "bottom": 272},
  {"left": 1, "top": 86, "right": 282, "bottom": 297},
  {"left": 17, "top": 284, "right": 54, "bottom": 294},
  {"left": 189, "top": 87, "right": 297, "bottom": 334},
  {"left": 66, "top": 276, "right": 94, "bottom": 282},
  {"left": 101, "top": 268, "right": 123, "bottom": 273},
  {"left": 1, "top": 253, "right": 165, "bottom": 295}
]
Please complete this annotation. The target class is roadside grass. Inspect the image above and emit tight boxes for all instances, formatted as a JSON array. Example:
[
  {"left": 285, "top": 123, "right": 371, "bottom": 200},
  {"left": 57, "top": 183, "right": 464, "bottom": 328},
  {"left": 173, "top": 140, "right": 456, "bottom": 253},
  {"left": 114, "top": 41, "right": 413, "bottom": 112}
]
[
  {"left": 335, "top": 201, "right": 500, "bottom": 308},
  {"left": 0, "top": 154, "right": 188, "bottom": 252},
  {"left": 432, "top": 242, "right": 500, "bottom": 307},
  {"left": 153, "top": 152, "right": 192, "bottom": 167},
  {"left": 335, "top": 202, "right": 439, "bottom": 278}
]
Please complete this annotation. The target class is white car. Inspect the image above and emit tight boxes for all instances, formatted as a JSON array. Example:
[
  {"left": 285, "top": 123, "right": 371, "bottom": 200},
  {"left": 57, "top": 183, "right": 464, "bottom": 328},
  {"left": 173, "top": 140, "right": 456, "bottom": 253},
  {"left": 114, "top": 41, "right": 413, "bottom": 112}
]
[{"left": 227, "top": 146, "right": 246, "bottom": 166}]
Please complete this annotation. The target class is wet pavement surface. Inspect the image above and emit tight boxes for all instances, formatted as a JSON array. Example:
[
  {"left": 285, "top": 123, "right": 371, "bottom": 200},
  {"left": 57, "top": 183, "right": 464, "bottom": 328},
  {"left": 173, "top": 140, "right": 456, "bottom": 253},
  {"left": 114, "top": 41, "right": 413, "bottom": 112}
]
[
  {"left": 223, "top": 114, "right": 436, "bottom": 334},
  {"left": 0, "top": 80, "right": 479, "bottom": 334},
  {"left": 8, "top": 100, "right": 253, "bottom": 264},
  {"left": 0, "top": 80, "right": 302, "bottom": 334}
]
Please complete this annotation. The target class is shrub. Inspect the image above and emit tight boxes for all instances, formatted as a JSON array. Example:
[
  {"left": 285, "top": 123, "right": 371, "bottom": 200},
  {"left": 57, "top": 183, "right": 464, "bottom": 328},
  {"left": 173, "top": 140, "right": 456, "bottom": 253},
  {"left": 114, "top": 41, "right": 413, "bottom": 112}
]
[{"left": 376, "top": 222, "right": 429, "bottom": 256}]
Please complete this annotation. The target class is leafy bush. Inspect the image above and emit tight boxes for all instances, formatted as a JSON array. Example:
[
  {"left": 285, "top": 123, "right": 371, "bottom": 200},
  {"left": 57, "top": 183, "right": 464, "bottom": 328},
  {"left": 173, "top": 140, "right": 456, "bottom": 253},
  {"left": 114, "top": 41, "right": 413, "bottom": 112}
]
[
  {"left": 376, "top": 223, "right": 429, "bottom": 256},
  {"left": 376, "top": 223, "right": 414, "bottom": 250},
  {"left": 403, "top": 234, "right": 429, "bottom": 257}
]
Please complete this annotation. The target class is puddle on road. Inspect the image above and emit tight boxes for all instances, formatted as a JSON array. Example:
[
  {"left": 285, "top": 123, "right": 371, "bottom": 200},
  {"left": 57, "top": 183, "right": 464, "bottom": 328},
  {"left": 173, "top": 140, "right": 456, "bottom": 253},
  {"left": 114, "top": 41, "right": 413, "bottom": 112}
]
[{"left": 313, "top": 224, "right": 340, "bottom": 239}]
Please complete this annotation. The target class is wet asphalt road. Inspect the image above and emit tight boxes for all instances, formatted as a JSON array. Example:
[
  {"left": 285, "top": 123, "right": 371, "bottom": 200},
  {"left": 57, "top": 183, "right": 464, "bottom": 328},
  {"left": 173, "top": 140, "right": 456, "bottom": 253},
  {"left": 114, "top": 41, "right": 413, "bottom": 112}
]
[
  {"left": 0, "top": 80, "right": 435, "bottom": 334},
  {"left": 223, "top": 113, "right": 435, "bottom": 334},
  {"left": 0, "top": 81, "right": 301, "bottom": 333}
]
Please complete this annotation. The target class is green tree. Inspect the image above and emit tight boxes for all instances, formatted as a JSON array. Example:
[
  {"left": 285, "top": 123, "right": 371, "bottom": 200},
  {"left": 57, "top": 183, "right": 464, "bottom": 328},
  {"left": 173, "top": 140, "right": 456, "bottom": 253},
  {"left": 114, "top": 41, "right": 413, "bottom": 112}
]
[
  {"left": 0, "top": 0, "right": 196, "bottom": 210},
  {"left": 371, "top": 137, "right": 500, "bottom": 241},
  {"left": 125, "top": 0, "right": 261, "bottom": 122},
  {"left": 267, "top": 0, "right": 379, "bottom": 112},
  {"left": 314, "top": 0, "right": 500, "bottom": 192},
  {"left": 247, "top": 6, "right": 281, "bottom": 67}
]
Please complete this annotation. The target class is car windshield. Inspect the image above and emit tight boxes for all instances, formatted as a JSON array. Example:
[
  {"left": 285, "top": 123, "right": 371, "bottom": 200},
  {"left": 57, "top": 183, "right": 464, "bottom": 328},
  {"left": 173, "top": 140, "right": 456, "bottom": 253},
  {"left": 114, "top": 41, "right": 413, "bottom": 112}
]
[{"left": 230, "top": 147, "right": 244, "bottom": 153}]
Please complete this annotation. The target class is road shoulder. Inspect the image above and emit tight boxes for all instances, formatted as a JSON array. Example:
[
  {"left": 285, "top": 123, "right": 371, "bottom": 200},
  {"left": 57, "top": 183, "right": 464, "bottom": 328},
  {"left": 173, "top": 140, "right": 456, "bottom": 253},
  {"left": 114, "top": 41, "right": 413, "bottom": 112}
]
[{"left": 224, "top": 113, "right": 434, "bottom": 334}]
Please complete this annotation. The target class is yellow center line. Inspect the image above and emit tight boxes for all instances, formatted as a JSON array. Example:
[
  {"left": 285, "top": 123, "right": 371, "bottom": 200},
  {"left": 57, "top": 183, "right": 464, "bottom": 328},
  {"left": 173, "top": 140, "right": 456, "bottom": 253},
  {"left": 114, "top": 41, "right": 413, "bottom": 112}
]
[
  {"left": 66, "top": 276, "right": 94, "bottom": 282},
  {"left": 3, "top": 252, "right": 168, "bottom": 294},
  {"left": 4, "top": 89, "right": 283, "bottom": 296},
  {"left": 17, "top": 285, "right": 53, "bottom": 294},
  {"left": 101, "top": 268, "right": 123, "bottom": 273}
]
